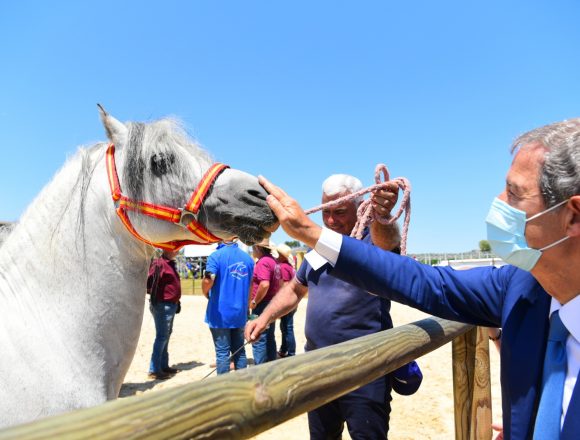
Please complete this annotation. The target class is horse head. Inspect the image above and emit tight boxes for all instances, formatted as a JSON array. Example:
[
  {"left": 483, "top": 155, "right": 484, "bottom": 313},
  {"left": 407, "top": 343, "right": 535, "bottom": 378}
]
[{"left": 99, "top": 105, "right": 278, "bottom": 247}]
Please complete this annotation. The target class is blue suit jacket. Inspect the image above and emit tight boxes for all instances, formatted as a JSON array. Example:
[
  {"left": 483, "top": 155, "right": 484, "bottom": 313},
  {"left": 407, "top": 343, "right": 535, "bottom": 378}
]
[{"left": 330, "top": 236, "right": 580, "bottom": 440}]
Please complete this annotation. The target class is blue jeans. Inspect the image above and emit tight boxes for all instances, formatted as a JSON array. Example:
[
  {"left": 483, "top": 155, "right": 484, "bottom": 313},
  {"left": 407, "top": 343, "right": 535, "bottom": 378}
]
[
  {"left": 149, "top": 301, "right": 178, "bottom": 373},
  {"left": 252, "top": 301, "right": 277, "bottom": 364},
  {"left": 209, "top": 327, "right": 247, "bottom": 374},
  {"left": 279, "top": 309, "right": 296, "bottom": 356}
]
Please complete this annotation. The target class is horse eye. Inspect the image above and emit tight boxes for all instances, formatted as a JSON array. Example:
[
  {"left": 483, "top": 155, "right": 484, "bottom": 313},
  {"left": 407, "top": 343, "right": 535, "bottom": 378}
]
[{"left": 150, "top": 153, "right": 175, "bottom": 176}]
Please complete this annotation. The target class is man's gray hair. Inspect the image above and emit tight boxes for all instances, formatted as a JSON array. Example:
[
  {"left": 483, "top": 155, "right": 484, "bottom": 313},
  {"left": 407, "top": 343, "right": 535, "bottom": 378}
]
[
  {"left": 512, "top": 118, "right": 580, "bottom": 208},
  {"left": 322, "top": 174, "right": 364, "bottom": 205}
]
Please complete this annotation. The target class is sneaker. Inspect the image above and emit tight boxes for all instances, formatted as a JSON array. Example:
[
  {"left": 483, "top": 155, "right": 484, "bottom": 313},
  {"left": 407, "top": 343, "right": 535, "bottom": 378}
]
[
  {"left": 147, "top": 371, "right": 171, "bottom": 380},
  {"left": 277, "top": 351, "right": 288, "bottom": 358},
  {"left": 163, "top": 367, "right": 180, "bottom": 375}
]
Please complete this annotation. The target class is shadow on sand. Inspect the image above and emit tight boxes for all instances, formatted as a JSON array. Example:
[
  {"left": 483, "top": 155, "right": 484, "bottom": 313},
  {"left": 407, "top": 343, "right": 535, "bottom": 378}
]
[{"left": 119, "top": 360, "right": 205, "bottom": 397}]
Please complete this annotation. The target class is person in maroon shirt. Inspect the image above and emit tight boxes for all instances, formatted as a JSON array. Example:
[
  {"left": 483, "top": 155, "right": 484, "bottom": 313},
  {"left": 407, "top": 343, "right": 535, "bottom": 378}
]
[
  {"left": 250, "top": 238, "right": 282, "bottom": 364},
  {"left": 146, "top": 249, "right": 182, "bottom": 380}
]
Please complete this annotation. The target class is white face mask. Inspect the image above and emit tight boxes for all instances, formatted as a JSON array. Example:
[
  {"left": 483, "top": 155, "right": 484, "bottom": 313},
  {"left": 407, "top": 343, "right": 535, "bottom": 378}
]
[{"left": 485, "top": 198, "right": 569, "bottom": 271}]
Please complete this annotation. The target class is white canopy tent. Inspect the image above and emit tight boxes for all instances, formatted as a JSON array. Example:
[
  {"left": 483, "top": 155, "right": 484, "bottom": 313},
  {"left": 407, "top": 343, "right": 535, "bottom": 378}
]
[
  {"left": 183, "top": 244, "right": 218, "bottom": 258},
  {"left": 182, "top": 242, "right": 250, "bottom": 258}
]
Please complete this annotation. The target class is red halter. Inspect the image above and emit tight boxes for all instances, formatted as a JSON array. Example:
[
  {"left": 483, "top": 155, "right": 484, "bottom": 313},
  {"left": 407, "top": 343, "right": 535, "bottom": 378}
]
[{"left": 105, "top": 143, "right": 229, "bottom": 251}]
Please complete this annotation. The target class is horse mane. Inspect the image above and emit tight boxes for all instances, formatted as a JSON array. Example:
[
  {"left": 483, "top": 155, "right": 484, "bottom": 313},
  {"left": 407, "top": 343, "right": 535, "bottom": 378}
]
[
  {"left": 0, "top": 117, "right": 213, "bottom": 256},
  {"left": 0, "top": 143, "right": 102, "bottom": 257}
]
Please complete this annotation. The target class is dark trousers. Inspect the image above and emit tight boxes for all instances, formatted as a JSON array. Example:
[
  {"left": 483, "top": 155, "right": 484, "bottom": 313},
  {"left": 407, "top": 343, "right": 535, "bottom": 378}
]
[
  {"left": 252, "top": 300, "right": 277, "bottom": 364},
  {"left": 279, "top": 309, "right": 296, "bottom": 356},
  {"left": 308, "top": 390, "right": 391, "bottom": 440}
]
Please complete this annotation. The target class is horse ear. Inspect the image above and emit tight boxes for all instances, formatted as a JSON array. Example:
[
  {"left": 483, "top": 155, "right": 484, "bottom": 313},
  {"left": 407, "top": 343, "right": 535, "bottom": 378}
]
[{"left": 97, "top": 104, "right": 128, "bottom": 147}]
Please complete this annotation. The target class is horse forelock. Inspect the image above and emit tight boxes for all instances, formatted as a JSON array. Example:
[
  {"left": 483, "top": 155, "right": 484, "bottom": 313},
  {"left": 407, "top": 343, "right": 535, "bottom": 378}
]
[{"left": 121, "top": 118, "right": 213, "bottom": 204}]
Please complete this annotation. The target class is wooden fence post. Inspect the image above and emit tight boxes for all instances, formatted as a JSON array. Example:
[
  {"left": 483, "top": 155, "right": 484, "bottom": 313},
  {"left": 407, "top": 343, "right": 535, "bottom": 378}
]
[{"left": 452, "top": 326, "right": 492, "bottom": 440}]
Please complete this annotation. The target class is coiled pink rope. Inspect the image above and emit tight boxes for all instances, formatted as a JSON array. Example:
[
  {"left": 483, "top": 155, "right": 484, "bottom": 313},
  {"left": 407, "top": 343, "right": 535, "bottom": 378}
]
[{"left": 304, "top": 164, "right": 412, "bottom": 255}]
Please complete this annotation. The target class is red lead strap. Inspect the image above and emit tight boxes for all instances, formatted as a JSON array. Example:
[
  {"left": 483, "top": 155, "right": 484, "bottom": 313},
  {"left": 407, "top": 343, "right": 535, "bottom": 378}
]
[{"left": 105, "top": 144, "right": 229, "bottom": 250}]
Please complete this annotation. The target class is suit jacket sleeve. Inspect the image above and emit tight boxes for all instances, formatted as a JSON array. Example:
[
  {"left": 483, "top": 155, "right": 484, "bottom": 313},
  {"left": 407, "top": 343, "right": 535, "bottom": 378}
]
[{"left": 330, "top": 235, "right": 513, "bottom": 327}]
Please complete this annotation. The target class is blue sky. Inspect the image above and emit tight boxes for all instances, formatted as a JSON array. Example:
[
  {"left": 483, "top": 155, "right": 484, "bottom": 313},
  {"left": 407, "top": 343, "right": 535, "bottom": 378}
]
[{"left": 2, "top": 1, "right": 580, "bottom": 253}]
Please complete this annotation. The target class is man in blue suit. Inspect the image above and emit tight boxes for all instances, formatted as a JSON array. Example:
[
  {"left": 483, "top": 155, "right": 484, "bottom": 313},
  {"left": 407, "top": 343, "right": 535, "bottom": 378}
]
[{"left": 253, "top": 118, "right": 580, "bottom": 439}]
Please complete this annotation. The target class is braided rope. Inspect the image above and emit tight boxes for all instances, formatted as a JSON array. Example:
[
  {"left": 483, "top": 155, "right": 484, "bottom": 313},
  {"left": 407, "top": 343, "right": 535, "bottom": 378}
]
[{"left": 304, "top": 164, "right": 412, "bottom": 255}]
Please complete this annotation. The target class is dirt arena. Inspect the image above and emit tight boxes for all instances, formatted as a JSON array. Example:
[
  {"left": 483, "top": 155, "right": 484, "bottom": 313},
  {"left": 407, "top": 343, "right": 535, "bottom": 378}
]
[{"left": 122, "top": 295, "right": 502, "bottom": 439}]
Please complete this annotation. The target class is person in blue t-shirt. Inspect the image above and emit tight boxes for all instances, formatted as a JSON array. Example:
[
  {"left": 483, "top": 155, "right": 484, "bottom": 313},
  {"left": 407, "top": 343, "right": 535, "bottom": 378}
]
[{"left": 202, "top": 241, "right": 255, "bottom": 374}]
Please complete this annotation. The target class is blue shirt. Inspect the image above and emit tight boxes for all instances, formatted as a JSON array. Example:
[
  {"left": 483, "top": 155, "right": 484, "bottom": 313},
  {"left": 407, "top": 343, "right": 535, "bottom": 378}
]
[
  {"left": 297, "top": 232, "right": 393, "bottom": 351},
  {"left": 205, "top": 243, "right": 254, "bottom": 328},
  {"left": 297, "top": 231, "right": 394, "bottom": 402}
]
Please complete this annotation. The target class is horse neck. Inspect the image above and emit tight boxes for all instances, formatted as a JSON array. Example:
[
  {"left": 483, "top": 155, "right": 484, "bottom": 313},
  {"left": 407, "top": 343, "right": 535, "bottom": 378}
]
[
  {"left": 0, "top": 146, "right": 159, "bottom": 410},
  {"left": 0, "top": 146, "right": 153, "bottom": 308}
]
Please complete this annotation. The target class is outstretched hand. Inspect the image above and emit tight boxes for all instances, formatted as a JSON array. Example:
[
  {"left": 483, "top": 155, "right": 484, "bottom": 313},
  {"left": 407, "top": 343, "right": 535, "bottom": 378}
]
[{"left": 259, "top": 176, "right": 322, "bottom": 249}]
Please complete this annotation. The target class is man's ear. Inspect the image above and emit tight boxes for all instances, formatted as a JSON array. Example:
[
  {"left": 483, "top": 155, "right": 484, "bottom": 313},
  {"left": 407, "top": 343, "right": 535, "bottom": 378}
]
[
  {"left": 566, "top": 195, "right": 580, "bottom": 237},
  {"left": 97, "top": 104, "right": 128, "bottom": 148}
]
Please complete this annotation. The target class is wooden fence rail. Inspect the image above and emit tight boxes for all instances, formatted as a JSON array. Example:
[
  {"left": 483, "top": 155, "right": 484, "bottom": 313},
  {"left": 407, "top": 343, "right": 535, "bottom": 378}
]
[{"left": 0, "top": 317, "right": 473, "bottom": 440}]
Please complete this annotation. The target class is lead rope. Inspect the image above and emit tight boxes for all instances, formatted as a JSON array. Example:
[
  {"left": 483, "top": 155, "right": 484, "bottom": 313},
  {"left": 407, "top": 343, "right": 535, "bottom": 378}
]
[
  {"left": 203, "top": 165, "right": 411, "bottom": 379},
  {"left": 201, "top": 339, "right": 254, "bottom": 380},
  {"left": 304, "top": 164, "right": 412, "bottom": 255}
]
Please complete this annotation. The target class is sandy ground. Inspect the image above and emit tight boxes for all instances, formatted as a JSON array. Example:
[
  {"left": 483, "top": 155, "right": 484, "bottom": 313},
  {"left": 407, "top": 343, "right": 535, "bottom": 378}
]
[{"left": 122, "top": 295, "right": 502, "bottom": 439}]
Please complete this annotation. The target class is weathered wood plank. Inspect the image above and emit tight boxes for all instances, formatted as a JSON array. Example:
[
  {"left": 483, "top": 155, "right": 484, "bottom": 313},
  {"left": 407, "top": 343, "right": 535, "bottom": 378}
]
[
  {"left": 452, "top": 327, "right": 492, "bottom": 440},
  {"left": 0, "top": 317, "right": 471, "bottom": 440}
]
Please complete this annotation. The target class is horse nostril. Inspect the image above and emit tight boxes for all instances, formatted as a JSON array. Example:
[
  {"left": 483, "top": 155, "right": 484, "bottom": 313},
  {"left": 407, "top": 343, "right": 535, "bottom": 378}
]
[
  {"left": 248, "top": 188, "right": 267, "bottom": 200},
  {"left": 241, "top": 189, "right": 269, "bottom": 208}
]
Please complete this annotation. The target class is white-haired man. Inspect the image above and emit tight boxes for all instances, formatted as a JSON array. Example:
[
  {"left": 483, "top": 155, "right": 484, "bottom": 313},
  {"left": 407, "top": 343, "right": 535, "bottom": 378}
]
[{"left": 246, "top": 174, "right": 419, "bottom": 439}]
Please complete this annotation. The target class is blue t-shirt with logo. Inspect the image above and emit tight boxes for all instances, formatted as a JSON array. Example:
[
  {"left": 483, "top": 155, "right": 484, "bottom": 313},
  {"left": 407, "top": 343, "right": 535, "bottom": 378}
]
[{"left": 205, "top": 243, "right": 255, "bottom": 328}]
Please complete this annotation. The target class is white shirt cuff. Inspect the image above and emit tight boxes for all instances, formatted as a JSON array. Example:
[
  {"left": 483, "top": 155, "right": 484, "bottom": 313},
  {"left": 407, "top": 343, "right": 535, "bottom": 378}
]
[{"left": 304, "top": 228, "right": 343, "bottom": 270}]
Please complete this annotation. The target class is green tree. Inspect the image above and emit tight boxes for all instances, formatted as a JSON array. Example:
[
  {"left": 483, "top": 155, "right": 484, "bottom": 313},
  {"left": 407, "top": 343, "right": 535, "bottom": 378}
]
[
  {"left": 479, "top": 240, "right": 491, "bottom": 252},
  {"left": 285, "top": 240, "right": 301, "bottom": 248}
]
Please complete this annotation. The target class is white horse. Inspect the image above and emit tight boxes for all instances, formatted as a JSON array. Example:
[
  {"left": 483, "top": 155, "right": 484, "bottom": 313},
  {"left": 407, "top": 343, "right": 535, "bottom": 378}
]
[{"left": 0, "top": 106, "right": 277, "bottom": 428}]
